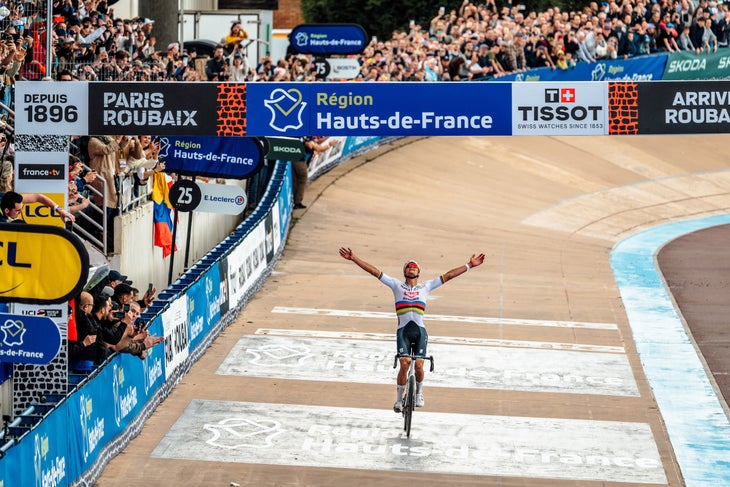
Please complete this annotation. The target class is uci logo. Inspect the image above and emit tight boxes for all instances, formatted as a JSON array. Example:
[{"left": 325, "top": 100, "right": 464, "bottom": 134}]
[{"left": 263, "top": 88, "right": 307, "bottom": 132}]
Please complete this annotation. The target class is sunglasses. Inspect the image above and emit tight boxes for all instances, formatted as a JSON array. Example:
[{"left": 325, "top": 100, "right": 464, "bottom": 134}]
[{"left": 405, "top": 263, "right": 420, "bottom": 269}]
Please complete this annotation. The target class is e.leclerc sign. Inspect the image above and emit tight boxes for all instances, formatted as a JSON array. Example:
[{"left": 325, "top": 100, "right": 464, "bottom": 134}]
[{"left": 290, "top": 24, "right": 368, "bottom": 55}]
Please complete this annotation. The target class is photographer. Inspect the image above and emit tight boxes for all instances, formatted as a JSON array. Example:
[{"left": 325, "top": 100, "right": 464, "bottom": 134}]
[
  {"left": 68, "top": 179, "right": 91, "bottom": 215},
  {"left": 205, "top": 44, "right": 229, "bottom": 80}
]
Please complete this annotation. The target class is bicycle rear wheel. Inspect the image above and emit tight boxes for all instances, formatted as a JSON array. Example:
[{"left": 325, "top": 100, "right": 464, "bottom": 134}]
[{"left": 404, "top": 375, "right": 415, "bottom": 437}]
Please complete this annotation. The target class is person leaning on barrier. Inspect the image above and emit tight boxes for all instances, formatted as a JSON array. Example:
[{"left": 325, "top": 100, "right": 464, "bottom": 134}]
[
  {"left": 69, "top": 291, "right": 113, "bottom": 365},
  {"left": 0, "top": 190, "right": 75, "bottom": 224},
  {"left": 117, "top": 301, "right": 164, "bottom": 360}
]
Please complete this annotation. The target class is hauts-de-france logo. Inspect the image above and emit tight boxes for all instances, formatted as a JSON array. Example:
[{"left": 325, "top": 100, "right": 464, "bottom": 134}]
[
  {"left": 294, "top": 31, "right": 309, "bottom": 48},
  {"left": 263, "top": 88, "right": 307, "bottom": 132},
  {"left": 2, "top": 318, "right": 26, "bottom": 346}
]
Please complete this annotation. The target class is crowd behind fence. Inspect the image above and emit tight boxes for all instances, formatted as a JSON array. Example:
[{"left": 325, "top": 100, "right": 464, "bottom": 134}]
[{"left": 1, "top": 0, "right": 728, "bottom": 252}]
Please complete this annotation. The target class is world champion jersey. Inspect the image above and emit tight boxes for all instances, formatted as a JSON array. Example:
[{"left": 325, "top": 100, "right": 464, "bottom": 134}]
[{"left": 378, "top": 272, "right": 444, "bottom": 329}]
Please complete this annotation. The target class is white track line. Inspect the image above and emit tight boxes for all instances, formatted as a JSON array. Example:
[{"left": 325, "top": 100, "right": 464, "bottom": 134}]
[
  {"left": 255, "top": 328, "right": 625, "bottom": 354},
  {"left": 272, "top": 306, "right": 619, "bottom": 331}
]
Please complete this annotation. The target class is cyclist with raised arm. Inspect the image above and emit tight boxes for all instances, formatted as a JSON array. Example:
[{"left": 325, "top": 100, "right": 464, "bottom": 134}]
[{"left": 338, "top": 247, "right": 485, "bottom": 412}]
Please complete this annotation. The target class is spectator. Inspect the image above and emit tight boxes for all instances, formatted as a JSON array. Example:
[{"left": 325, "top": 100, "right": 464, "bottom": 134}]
[
  {"left": 0, "top": 159, "right": 11, "bottom": 192},
  {"left": 68, "top": 179, "right": 91, "bottom": 215},
  {"left": 0, "top": 191, "right": 74, "bottom": 224},
  {"left": 223, "top": 20, "right": 248, "bottom": 54},
  {"left": 69, "top": 291, "right": 112, "bottom": 365},
  {"left": 88, "top": 135, "right": 123, "bottom": 245},
  {"left": 678, "top": 24, "right": 696, "bottom": 51},
  {"left": 659, "top": 23, "right": 680, "bottom": 52},
  {"left": 205, "top": 45, "right": 228, "bottom": 80},
  {"left": 229, "top": 52, "right": 248, "bottom": 81},
  {"left": 293, "top": 136, "right": 337, "bottom": 210}
]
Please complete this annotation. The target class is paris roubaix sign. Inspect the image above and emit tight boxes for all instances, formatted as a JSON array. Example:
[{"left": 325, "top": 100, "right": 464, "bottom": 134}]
[{"left": 15, "top": 80, "right": 730, "bottom": 137}]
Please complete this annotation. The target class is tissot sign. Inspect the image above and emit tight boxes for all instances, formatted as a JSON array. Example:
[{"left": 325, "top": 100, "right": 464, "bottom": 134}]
[
  {"left": 512, "top": 82, "right": 607, "bottom": 135},
  {"left": 290, "top": 24, "right": 368, "bottom": 55}
]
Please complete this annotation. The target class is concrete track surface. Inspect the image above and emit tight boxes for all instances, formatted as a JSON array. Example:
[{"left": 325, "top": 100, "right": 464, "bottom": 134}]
[{"left": 95, "top": 135, "right": 730, "bottom": 487}]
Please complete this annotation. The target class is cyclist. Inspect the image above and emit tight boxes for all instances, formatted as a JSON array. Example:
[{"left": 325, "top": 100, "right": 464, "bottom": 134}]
[{"left": 338, "top": 247, "right": 485, "bottom": 411}]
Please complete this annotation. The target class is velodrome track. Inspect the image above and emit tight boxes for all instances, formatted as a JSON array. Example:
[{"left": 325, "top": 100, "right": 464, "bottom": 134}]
[{"left": 95, "top": 135, "right": 730, "bottom": 487}]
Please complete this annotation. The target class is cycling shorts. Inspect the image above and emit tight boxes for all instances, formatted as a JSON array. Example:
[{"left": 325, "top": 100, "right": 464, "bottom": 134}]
[{"left": 396, "top": 321, "right": 428, "bottom": 357}]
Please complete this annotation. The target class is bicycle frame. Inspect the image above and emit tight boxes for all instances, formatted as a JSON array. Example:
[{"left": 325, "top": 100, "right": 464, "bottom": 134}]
[{"left": 393, "top": 354, "right": 434, "bottom": 438}]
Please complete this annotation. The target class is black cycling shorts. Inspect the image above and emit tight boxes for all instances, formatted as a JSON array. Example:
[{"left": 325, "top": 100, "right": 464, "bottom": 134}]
[{"left": 396, "top": 321, "right": 428, "bottom": 357}]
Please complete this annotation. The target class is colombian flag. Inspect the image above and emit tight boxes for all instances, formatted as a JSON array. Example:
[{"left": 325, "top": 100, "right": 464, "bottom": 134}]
[{"left": 151, "top": 172, "right": 176, "bottom": 257}]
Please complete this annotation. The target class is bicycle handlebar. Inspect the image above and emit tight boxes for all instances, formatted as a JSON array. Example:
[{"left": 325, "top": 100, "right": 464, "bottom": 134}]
[{"left": 393, "top": 354, "right": 435, "bottom": 372}]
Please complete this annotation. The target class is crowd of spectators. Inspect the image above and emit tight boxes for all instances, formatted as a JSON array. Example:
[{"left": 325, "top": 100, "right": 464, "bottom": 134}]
[
  {"left": 0, "top": 0, "right": 728, "bottom": 245},
  {"left": 69, "top": 268, "right": 163, "bottom": 367}
]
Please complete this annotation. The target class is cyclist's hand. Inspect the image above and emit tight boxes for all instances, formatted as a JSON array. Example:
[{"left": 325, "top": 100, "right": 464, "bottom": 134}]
[
  {"left": 339, "top": 247, "right": 354, "bottom": 260},
  {"left": 469, "top": 253, "right": 485, "bottom": 268}
]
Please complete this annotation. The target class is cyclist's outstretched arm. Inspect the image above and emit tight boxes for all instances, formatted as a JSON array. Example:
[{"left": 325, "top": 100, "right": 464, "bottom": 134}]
[
  {"left": 339, "top": 247, "right": 381, "bottom": 278},
  {"left": 442, "top": 253, "right": 485, "bottom": 283}
]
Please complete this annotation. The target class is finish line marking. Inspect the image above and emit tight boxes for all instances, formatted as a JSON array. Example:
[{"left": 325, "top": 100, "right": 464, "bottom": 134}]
[
  {"left": 272, "top": 307, "right": 618, "bottom": 331},
  {"left": 255, "top": 328, "right": 625, "bottom": 354},
  {"left": 152, "top": 400, "right": 666, "bottom": 484},
  {"left": 217, "top": 335, "right": 639, "bottom": 396}
]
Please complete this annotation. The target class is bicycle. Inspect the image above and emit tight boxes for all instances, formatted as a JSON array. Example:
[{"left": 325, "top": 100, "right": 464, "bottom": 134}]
[{"left": 393, "top": 354, "right": 435, "bottom": 438}]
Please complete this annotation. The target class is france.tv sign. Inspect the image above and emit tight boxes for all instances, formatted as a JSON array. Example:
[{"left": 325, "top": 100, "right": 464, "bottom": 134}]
[{"left": 290, "top": 24, "right": 368, "bottom": 55}]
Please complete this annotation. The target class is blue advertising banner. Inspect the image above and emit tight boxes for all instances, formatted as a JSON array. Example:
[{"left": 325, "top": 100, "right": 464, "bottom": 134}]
[
  {"left": 186, "top": 265, "right": 221, "bottom": 351},
  {"left": 247, "top": 82, "right": 512, "bottom": 136},
  {"left": 0, "top": 312, "right": 61, "bottom": 364},
  {"left": 498, "top": 54, "right": 667, "bottom": 82},
  {"left": 159, "top": 136, "right": 264, "bottom": 179},
  {"left": 290, "top": 24, "right": 368, "bottom": 55}
]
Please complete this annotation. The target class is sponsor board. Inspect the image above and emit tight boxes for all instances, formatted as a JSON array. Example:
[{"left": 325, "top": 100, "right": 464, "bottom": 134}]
[
  {"left": 216, "top": 335, "right": 639, "bottom": 396},
  {"left": 246, "top": 82, "right": 512, "bottom": 136},
  {"left": 0, "top": 224, "right": 89, "bottom": 304},
  {"left": 264, "top": 136, "right": 304, "bottom": 161},
  {"left": 512, "top": 82, "right": 608, "bottom": 135},
  {"left": 662, "top": 50, "right": 730, "bottom": 80},
  {"left": 152, "top": 400, "right": 666, "bottom": 484},
  {"left": 162, "top": 296, "right": 189, "bottom": 380},
  {"left": 160, "top": 136, "right": 264, "bottom": 179},
  {"left": 638, "top": 80, "right": 730, "bottom": 134},
  {"left": 15, "top": 81, "right": 88, "bottom": 135},
  {"left": 196, "top": 182, "right": 247, "bottom": 215},
  {"left": 289, "top": 24, "right": 368, "bottom": 55},
  {"left": 17, "top": 164, "right": 65, "bottom": 180},
  {"left": 88, "top": 83, "right": 219, "bottom": 135},
  {"left": 0, "top": 313, "right": 61, "bottom": 364}
]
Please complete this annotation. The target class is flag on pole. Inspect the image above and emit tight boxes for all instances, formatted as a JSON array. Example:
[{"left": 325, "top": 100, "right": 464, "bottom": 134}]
[{"left": 151, "top": 172, "right": 176, "bottom": 257}]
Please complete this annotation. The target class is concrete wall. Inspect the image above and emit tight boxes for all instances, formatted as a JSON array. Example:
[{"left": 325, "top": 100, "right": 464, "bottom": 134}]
[{"left": 115, "top": 182, "right": 244, "bottom": 292}]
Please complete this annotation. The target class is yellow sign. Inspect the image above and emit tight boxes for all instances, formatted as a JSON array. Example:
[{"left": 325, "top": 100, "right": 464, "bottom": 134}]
[
  {"left": 0, "top": 223, "right": 88, "bottom": 304},
  {"left": 22, "top": 193, "right": 66, "bottom": 227}
]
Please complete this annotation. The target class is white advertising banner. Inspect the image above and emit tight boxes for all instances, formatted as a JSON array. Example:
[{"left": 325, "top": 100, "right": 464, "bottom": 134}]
[
  {"left": 162, "top": 296, "right": 189, "bottom": 380},
  {"left": 15, "top": 81, "right": 89, "bottom": 135},
  {"left": 512, "top": 82, "right": 608, "bottom": 135}
]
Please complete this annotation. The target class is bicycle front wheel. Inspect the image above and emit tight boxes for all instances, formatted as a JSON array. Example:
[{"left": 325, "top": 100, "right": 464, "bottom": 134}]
[{"left": 404, "top": 375, "right": 415, "bottom": 438}]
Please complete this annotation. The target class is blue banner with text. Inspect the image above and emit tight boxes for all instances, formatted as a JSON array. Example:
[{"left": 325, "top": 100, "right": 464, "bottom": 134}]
[{"left": 246, "top": 82, "right": 512, "bottom": 137}]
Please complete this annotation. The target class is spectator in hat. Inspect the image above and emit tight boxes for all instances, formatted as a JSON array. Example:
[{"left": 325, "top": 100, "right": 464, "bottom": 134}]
[
  {"left": 659, "top": 22, "right": 680, "bottom": 52},
  {"left": 229, "top": 51, "right": 249, "bottom": 81},
  {"left": 107, "top": 270, "right": 130, "bottom": 288}
]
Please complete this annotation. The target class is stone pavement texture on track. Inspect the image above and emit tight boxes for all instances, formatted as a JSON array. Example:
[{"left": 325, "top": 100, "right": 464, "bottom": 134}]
[{"left": 96, "top": 135, "right": 730, "bottom": 487}]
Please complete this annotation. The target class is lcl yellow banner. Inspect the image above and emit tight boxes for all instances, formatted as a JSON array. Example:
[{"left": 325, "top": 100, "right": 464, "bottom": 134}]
[{"left": 0, "top": 223, "right": 89, "bottom": 304}]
